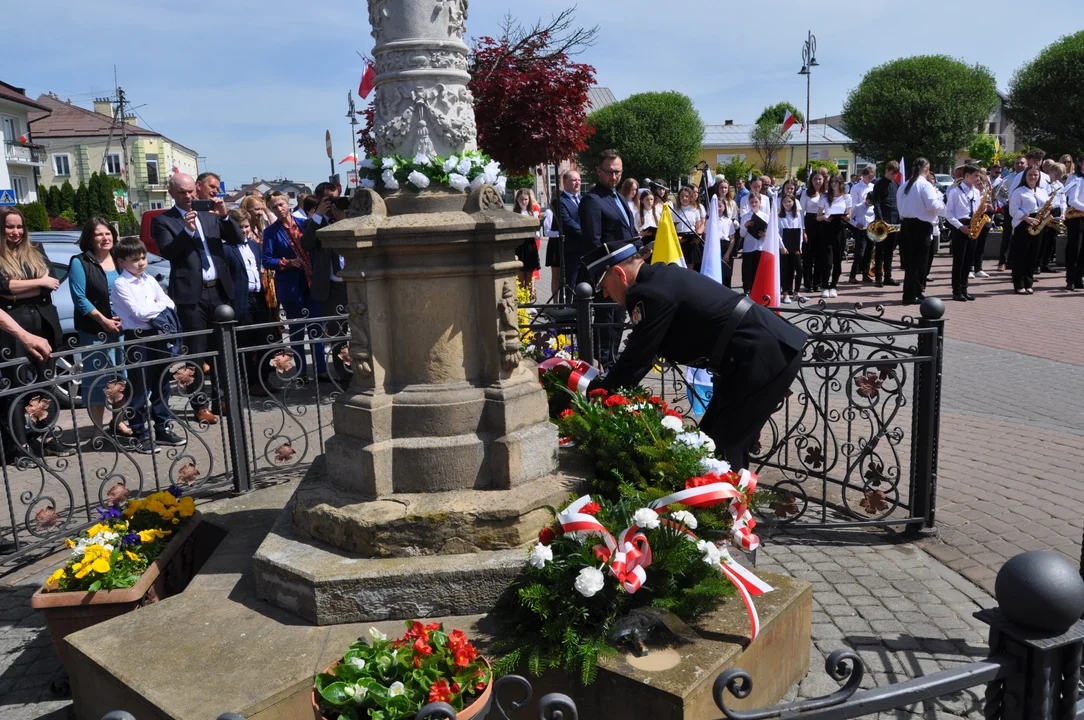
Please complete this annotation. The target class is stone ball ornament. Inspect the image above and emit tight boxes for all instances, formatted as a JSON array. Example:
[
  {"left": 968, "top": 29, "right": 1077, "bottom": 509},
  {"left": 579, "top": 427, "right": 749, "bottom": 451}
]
[{"left": 994, "top": 551, "right": 1084, "bottom": 633}]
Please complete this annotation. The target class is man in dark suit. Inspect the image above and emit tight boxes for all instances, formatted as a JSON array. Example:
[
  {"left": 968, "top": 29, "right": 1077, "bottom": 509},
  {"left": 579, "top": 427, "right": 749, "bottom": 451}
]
[
  {"left": 224, "top": 209, "right": 272, "bottom": 396},
  {"left": 554, "top": 170, "right": 584, "bottom": 282},
  {"left": 152, "top": 172, "right": 241, "bottom": 424},
  {"left": 578, "top": 150, "right": 636, "bottom": 366},
  {"left": 300, "top": 182, "right": 347, "bottom": 382}
]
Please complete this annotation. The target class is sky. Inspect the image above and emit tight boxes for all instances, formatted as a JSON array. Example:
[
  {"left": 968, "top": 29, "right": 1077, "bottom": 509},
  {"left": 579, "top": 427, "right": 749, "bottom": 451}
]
[{"left": 10, "top": 0, "right": 1083, "bottom": 192}]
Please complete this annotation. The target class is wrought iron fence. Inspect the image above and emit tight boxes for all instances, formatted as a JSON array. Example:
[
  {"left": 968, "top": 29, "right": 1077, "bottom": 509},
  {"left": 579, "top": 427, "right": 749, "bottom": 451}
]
[
  {"left": 0, "top": 307, "right": 347, "bottom": 568},
  {"left": 520, "top": 286, "right": 945, "bottom": 535}
]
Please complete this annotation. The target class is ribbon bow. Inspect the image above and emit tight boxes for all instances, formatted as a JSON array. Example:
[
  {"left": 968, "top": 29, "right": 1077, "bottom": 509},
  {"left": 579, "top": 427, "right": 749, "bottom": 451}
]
[
  {"left": 537, "top": 358, "right": 598, "bottom": 394},
  {"left": 557, "top": 496, "right": 652, "bottom": 593}
]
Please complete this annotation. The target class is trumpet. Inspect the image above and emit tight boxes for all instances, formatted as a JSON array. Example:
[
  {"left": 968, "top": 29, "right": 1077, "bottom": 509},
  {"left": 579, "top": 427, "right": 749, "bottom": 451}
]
[{"left": 867, "top": 219, "right": 900, "bottom": 243}]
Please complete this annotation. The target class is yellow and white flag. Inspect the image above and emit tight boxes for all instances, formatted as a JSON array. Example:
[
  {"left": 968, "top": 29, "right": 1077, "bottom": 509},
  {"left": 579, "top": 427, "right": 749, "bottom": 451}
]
[{"left": 652, "top": 203, "right": 687, "bottom": 267}]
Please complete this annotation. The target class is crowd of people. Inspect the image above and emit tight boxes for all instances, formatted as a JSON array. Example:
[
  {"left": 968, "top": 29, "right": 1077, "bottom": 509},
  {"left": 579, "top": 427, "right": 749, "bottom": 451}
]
[{"left": 0, "top": 171, "right": 352, "bottom": 461}]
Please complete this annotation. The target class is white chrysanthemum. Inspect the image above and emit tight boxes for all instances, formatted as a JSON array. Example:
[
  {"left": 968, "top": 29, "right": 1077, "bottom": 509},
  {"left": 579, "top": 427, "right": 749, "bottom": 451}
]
[
  {"left": 407, "top": 170, "right": 431, "bottom": 189},
  {"left": 483, "top": 160, "right": 501, "bottom": 183},
  {"left": 388, "top": 681, "right": 405, "bottom": 697},
  {"left": 359, "top": 178, "right": 375, "bottom": 189},
  {"left": 368, "top": 627, "right": 387, "bottom": 641},
  {"left": 382, "top": 169, "right": 399, "bottom": 190},
  {"left": 360, "top": 157, "right": 376, "bottom": 169},
  {"left": 443, "top": 156, "right": 460, "bottom": 173},
  {"left": 697, "top": 539, "right": 724, "bottom": 566},
  {"left": 574, "top": 567, "right": 605, "bottom": 598},
  {"left": 632, "top": 507, "right": 660, "bottom": 530},
  {"left": 470, "top": 174, "right": 486, "bottom": 191},
  {"left": 412, "top": 153, "right": 432, "bottom": 166},
  {"left": 495, "top": 176, "right": 508, "bottom": 195},
  {"left": 670, "top": 510, "right": 698, "bottom": 530},
  {"left": 700, "top": 457, "right": 731, "bottom": 475},
  {"left": 381, "top": 157, "right": 397, "bottom": 169},
  {"left": 457, "top": 158, "right": 473, "bottom": 175},
  {"left": 448, "top": 173, "right": 470, "bottom": 192},
  {"left": 661, "top": 414, "right": 684, "bottom": 433},
  {"left": 527, "top": 542, "right": 553, "bottom": 569}
]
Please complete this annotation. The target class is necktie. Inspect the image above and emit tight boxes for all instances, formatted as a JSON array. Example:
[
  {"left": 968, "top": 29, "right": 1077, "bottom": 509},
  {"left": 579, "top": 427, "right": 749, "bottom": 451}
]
[
  {"left": 612, "top": 192, "right": 629, "bottom": 227},
  {"left": 193, "top": 217, "right": 211, "bottom": 272}
]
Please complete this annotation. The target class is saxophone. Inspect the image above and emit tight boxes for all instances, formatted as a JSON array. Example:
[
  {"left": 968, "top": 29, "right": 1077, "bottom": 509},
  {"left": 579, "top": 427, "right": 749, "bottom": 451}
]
[
  {"left": 968, "top": 185, "right": 993, "bottom": 240},
  {"left": 1027, "top": 188, "right": 1063, "bottom": 236}
]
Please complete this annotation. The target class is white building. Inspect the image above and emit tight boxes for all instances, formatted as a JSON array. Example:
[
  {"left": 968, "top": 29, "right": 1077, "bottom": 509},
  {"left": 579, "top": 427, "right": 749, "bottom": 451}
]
[{"left": 0, "top": 80, "right": 51, "bottom": 203}]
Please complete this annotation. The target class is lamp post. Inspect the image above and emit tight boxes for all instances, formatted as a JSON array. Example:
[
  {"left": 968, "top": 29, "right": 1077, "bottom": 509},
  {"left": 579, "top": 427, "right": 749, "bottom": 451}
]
[{"left": 798, "top": 31, "right": 818, "bottom": 173}]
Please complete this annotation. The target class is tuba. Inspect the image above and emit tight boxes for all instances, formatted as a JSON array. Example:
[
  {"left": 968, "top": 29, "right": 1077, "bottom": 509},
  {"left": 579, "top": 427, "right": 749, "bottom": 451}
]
[
  {"left": 968, "top": 185, "right": 993, "bottom": 240},
  {"left": 1027, "top": 188, "right": 1063, "bottom": 236},
  {"left": 866, "top": 219, "right": 900, "bottom": 243}
]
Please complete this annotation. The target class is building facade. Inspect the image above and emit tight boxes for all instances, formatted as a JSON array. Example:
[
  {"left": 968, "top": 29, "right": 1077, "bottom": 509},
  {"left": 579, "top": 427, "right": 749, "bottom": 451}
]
[
  {"left": 29, "top": 94, "right": 199, "bottom": 214},
  {"left": 700, "top": 121, "right": 862, "bottom": 181},
  {"left": 0, "top": 81, "right": 51, "bottom": 203}
]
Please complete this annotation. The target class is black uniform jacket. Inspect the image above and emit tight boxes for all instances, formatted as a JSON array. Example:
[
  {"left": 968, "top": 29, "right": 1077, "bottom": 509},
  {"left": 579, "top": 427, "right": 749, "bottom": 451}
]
[
  {"left": 599, "top": 263, "right": 807, "bottom": 394},
  {"left": 152, "top": 206, "right": 241, "bottom": 305}
]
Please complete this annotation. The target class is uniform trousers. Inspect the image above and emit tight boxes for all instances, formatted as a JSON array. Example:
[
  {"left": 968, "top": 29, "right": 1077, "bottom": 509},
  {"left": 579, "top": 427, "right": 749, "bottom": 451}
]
[
  {"left": 780, "top": 252, "right": 803, "bottom": 295},
  {"left": 1038, "top": 225, "right": 1058, "bottom": 270},
  {"left": 849, "top": 228, "right": 872, "bottom": 280},
  {"left": 872, "top": 232, "right": 898, "bottom": 282},
  {"left": 176, "top": 283, "right": 228, "bottom": 410},
  {"left": 972, "top": 225, "right": 990, "bottom": 273},
  {"left": 816, "top": 216, "right": 844, "bottom": 290},
  {"left": 1065, "top": 217, "right": 1084, "bottom": 288},
  {"left": 741, "top": 250, "right": 761, "bottom": 294},
  {"left": 949, "top": 227, "right": 974, "bottom": 296},
  {"left": 1010, "top": 223, "right": 1041, "bottom": 290},
  {"left": 901, "top": 218, "right": 933, "bottom": 303}
]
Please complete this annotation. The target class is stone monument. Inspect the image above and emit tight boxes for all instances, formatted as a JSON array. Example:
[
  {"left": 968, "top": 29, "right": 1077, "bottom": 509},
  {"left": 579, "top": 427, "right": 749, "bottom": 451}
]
[{"left": 252, "top": 0, "right": 574, "bottom": 625}]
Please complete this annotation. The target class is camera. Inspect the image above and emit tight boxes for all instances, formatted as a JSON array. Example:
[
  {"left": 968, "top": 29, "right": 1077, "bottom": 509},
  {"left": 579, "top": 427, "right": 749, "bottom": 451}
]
[
  {"left": 191, "top": 200, "right": 215, "bottom": 211},
  {"left": 332, "top": 196, "right": 351, "bottom": 211}
]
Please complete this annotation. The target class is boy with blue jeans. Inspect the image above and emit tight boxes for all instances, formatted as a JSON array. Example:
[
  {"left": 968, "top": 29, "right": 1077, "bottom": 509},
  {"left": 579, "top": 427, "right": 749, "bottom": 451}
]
[{"left": 110, "top": 237, "right": 186, "bottom": 454}]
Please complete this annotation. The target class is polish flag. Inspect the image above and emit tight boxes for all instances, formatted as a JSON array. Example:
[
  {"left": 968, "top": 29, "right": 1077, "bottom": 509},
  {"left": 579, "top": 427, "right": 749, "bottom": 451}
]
[
  {"left": 781, "top": 110, "right": 798, "bottom": 135},
  {"left": 359, "top": 63, "right": 377, "bottom": 100},
  {"left": 896, "top": 157, "right": 906, "bottom": 184},
  {"left": 750, "top": 200, "right": 781, "bottom": 308}
]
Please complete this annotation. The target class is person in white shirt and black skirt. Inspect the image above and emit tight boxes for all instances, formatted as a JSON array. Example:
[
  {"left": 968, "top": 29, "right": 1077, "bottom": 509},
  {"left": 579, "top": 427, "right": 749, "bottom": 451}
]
[
  {"left": 815, "top": 174, "right": 852, "bottom": 298},
  {"left": 944, "top": 164, "right": 983, "bottom": 301},
  {"left": 739, "top": 193, "right": 769, "bottom": 294},
  {"left": 896, "top": 158, "right": 945, "bottom": 306},
  {"left": 1007, "top": 166, "right": 1050, "bottom": 295},
  {"left": 800, "top": 171, "right": 826, "bottom": 293},
  {"left": 779, "top": 194, "right": 803, "bottom": 304},
  {"left": 1065, "top": 154, "right": 1084, "bottom": 291},
  {"left": 1038, "top": 163, "right": 1066, "bottom": 275}
]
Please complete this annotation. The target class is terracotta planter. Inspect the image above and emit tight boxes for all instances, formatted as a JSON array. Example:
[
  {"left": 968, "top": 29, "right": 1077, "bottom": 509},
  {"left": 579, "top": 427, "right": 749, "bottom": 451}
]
[
  {"left": 311, "top": 657, "right": 493, "bottom": 720},
  {"left": 30, "top": 512, "right": 203, "bottom": 671}
]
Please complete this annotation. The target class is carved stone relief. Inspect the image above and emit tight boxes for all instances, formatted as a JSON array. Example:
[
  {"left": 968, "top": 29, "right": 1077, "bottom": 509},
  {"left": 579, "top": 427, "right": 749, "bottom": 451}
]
[
  {"left": 498, "top": 281, "right": 522, "bottom": 371},
  {"left": 347, "top": 302, "right": 375, "bottom": 378}
]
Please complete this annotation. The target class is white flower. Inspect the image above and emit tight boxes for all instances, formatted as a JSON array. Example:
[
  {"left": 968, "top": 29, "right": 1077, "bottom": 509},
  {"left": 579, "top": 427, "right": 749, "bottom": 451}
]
[
  {"left": 556, "top": 350, "right": 572, "bottom": 360},
  {"left": 698, "top": 433, "right": 717, "bottom": 453},
  {"left": 457, "top": 158, "right": 473, "bottom": 175},
  {"left": 443, "top": 156, "right": 460, "bottom": 173},
  {"left": 700, "top": 457, "right": 732, "bottom": 476},
  {"left": 381, "top": 157, "right": 397, "bottom": 170},
  {"left": 407, "top": 170, "right": 431, "bottom": 189},
  {"left": 574, "top": 566, "right": 605, "bottom": 598},
  {"left": 495, "top": 176, "right": 508, "bottom": 195},
  {"left": 483, "top": 160, "right": 501, "bottom": 184},
  {"left": 350, "top": 683, "right": 368, "bottom": 699},
  {"left": 388, "top": 681, "right": 405, "bottom": 697},
  {"left": 470, "top": 174, "right": 486, "bottom": 191},
  {"left": 670, "top": 510, "right": 698, "bottom": 530},
  {"left": 661, "top": 415, "right": 684, "bottom": 433},
  {"left": 368, "top": 627, "right": 387, "bottom": 641},
  {"left": 359, "top": 178, "right": 375, "bottom": 189},
  {"left": 360, "top": 157, "right": 376, "bottom": 169},
  {"left": 347, "top": 656, "right": 366, "bottom": 670},
  {"left": 528, "top": 542, "right": 553, "bottom": 569},
  {"left": 448, "top": 173, "right": 470, "bottom": 192},
  {"left": 632, "top": 507, "right": 660, "bottom": 530},
  {"left": 697, "top": 539, "right": 724, "bottom": 566},
  {"left": 412, "top": 153, "right": 432, "bottom": 166},
  {"left": 382, "top": 169, "right": 399, "bottom": 190},
  {"left": 676, "top": 431, "right": 716, "bottom": 453}
]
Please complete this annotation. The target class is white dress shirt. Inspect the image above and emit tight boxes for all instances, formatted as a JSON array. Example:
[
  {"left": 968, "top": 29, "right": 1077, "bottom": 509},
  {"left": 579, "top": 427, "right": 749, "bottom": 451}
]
[
  {"left": 849, "top": 180, "right": 875, "bottom": 227},
  {"left": 740, "top": 193, "right": 772, "bottom": 214},
  {"left": 1008, "top": 168, "right": 1051, "bottom": 195},
  {"left": 177, "top": 205, "right": 218, "bottom": 283},
  {"left": 1009, "top": 186, "right": 1050, "bottom": 231},
  {"left": 897, "top": 177, "right": 946, "bottom": 223},
  {"left": 800, "top": 192, "right": 822, "bottom": 216},
  {"left": 943, "top": 182, "right": 981, "bottom": 230},
  {"left": 237, "top": 243, "right": 261, "bottom": 293},
  {"left": 740, "top": 209, "right": 769, "bottom": 252},
  {"left": 779, "top": 212, "right": 805, "bottom": 230},
  {"left": 818, "top": 195, "right": 850, "bottom": 217},
  {"left": 1049, "top": 180, "right": 1066, "bottom": 214},
  {"left": 111, "top": 270, "right": 175, "bottom": 331},
  {"left": 1066, "top": 174, "right": 1084, "bottom": 213}
]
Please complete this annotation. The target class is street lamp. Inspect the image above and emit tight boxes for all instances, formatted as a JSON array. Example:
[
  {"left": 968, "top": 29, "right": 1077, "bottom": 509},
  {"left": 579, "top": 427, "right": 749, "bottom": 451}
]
[{"left": 798, "top": 31, "right": 818, "bottom": 173}]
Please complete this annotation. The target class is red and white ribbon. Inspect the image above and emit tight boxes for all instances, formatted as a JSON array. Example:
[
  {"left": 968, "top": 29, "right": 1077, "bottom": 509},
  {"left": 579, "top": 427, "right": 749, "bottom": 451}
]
[
  {"left": 729, "top": 470, "right": 759, "bottom": 552},
  {"left": 536, "top": 358, "right": 598, "bottom": 395},
  {"left": 558, "top": 496, "right": 652, "bottom": 593}
]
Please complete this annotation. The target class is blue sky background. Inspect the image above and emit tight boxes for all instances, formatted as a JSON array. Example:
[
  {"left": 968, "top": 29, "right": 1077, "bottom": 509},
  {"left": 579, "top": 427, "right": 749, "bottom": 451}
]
[{"left": 10, "top": 0, "right": 1083, "bottom": 191}]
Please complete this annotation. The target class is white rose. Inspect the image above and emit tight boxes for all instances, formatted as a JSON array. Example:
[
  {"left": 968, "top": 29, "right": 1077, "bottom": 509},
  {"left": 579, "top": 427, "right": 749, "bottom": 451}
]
[
  {"left": 700, "top": 457, "right": 731, "bottom": 475},
  {"left": 448, "top": 173, "right": 470, "bottom": 192},
  {"left": 360, "top": 157, "right": 376, "bottom": 169},
  {"left": 527, "top": 542, "right": 553, "bottom": 569},
  {"left": 381, "top": 157, "right": 397, "bottom": 170},
  {"left": 457, "top": 158, "right": 473, "bottom": 175},
  {"left": 470, "top": 174, "right": 486, "bottom": 191},
  {"left": 382, "top": 169, "right": 399, "bottom": 190},
  {"left": 412, "top": 153, "right": 432, "bottom": 166},
  {"left": 495, "top": 176, "right": 507, "bottom": 195},
  {"left": 407, "top": 170, "right": 431, "bottom": 189},
  {"left": 574, "top": 567, "right": 605, "bottom": 598},
  {"left": 359, "top": 178, "right": 375, "bottom": 189},
  {"left": 368, "top": 627, "right": 387, "bottom": 641},
  {"left": 632, "top": 507, "right": 660, "bottom": 530},
  {"left": 443, "top": 156, "right": 459, "bottom": 173},
  {"left": 388, "top": 681, "right": 405, "bottom": 697},
  {"left": 661, "top": 415, "right": 684, "bottom": 433},
  {"left": 670, "top": 510, "right": 698, "bottom": 530},
  {"left": 483, "top": 160, "right": 501, "bottom": 180}
]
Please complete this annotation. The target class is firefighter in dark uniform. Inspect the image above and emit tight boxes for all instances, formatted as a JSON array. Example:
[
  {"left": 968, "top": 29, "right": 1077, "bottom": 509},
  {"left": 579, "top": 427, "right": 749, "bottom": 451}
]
[{"left": 581, "top": 240, "right": 808, "bottom": 470}]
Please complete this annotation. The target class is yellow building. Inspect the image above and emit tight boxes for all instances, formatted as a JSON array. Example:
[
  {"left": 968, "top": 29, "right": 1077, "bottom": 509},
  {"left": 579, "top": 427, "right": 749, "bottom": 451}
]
[
  {"left": 700, "top": 121, "right": 866, "bottom": 180},
  {"left": 29, "top": 93, "right": 199, "bottom": 213}
]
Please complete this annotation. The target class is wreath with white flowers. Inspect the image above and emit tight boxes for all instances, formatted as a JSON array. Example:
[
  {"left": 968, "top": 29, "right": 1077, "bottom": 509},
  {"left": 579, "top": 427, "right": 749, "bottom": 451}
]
[{"left": 358, "top": 150, "right": 508, "bottom": 195}]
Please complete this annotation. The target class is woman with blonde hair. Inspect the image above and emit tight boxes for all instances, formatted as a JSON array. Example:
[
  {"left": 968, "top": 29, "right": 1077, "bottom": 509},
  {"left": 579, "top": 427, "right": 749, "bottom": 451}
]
[{"left": 240, "top": 194, "right": 275, "bottom": 235}]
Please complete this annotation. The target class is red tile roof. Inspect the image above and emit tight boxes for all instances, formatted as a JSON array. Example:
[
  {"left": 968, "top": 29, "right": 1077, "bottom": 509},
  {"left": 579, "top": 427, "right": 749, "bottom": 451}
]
[
  {"left": 0, "top": 81, "right": 51, "bottom": 112},
  {"left": 28, "top": 94, "right": 197, "bottom": 156}
]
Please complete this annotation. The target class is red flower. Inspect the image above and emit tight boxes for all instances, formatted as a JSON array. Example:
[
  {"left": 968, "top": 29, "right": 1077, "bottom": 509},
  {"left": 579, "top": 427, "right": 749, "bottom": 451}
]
[
  {"left": 603, "top": 394, "right": 629, "bottom": 407},
  {"left": 413, "top": 637, "right": 434, "bottom": 656},
  {"left": 538, "top": 526, "right": 557, "bottom": 544},
  {"left": 664, "top": 409, "right": 683, "bottom": 418},
  {"left": 451, "top": 682, "right": 461, "bottom": 694},
  {"left": 581, "top": 502, "right": 600, "bottom": 515},
  {"left": 429, "top": 679, "right": 452, "bottom": 704},
  {"left": 587, "top": 388, "right": 608, "bottom": 399},
  {"left": 721, "top": 471, "right": 742, "bottom": 486},
  {"left": 405, "top": 621, "right": 430, "bottom": 641},
  {"left": 454, "top": 649, "right": 476, "bottom": 667},
  {"left": 476, "top": 681, "right": 488, "bottom": 692},
  {"left": 426, "top": 622, "right": 441, "bottom": 631},
  {"left": 685, "top": 475, "right": 715, "bottom": 489},
  {"left": 648, "top": 395, "right": 666, "bottom": 409},
  {"left": 559, "top": 408, "right": 575, "bottom": 419}
]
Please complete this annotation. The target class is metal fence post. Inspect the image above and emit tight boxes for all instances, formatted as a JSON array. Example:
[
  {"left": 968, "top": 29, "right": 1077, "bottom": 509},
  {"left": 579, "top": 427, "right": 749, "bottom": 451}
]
[
  {"left": 212, "top": 305, "right": 253, "bottom": 494},
  {"left": 574, "top": 281, "right": 595, "bottom": 367},
  {"left": 907, "top": 297, "right": 945, "bottom": 537}
]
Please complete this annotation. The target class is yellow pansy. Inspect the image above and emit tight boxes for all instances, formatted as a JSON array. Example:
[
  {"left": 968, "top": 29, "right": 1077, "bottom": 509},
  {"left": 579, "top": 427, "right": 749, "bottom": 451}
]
[
  {"left": 86, "top": 523, "right": 110, "bottom": 538},
  {"left": 65, "top": 538, "right": 76, "bottom": 548},
  {"left": 72, "top": 546, "right": 111, "bottom": 578},
  {"left": 178, "top": 497, "right": 196, "bottom": 518},
  {"left": 46, "top": 568, "right": 66, "bottom": 586},
  {"left": 125, "top": 551, "right": 141, "bottom": 562}
]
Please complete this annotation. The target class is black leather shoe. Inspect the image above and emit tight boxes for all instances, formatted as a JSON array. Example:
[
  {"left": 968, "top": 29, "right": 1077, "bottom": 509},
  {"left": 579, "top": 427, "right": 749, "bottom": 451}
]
[
  {"left": 916, "top": 293, "right": 927, "bottom": 301},
  {"left": 952, "top": 293, "right": 968, "bottom": 302},
  {"left": 965, "top": 293, "right": 976, "bottom": 301},
  {"left": 1066, "top": 284, "right": 1077, "bottom": 292},
  {"left": 884, "top": 278, "right": 900, "bottom": 286}
]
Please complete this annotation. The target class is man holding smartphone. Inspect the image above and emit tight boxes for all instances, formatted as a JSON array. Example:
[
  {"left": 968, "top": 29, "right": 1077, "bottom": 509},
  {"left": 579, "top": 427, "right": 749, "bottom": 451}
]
[
  {"left": 152, "top": 172, "right": 242, "bottom": 424},
  {"left": 301, "top": 181, "right": 350, "bottom": 382}
]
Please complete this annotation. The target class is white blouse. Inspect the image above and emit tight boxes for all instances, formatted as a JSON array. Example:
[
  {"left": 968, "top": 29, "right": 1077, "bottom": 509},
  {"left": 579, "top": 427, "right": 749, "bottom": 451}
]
[
  {"left": 740, "top": 210, "right": 769, "bottom": 253},
  {"left": 779, "top": 213, "right": 804, "bottom": 230},
  {"left": 801, "top": 192, "right": 823, "bottom": 215},
  {"left": 818, "top": 195, "right": 850, "bottom": 217},
  {"left": 1009, "top": 186, "right": 1051, "bottom": 231},
  {"left": 673, "top": 204, "right": 705, "bottom": 234}
]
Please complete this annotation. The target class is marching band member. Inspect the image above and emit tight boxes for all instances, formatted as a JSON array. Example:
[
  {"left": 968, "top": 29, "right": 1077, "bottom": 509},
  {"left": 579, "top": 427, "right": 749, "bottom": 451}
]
[
  {"left": 970, "top": 170, "right": 993, "bottom": 280},
  {"left": 1065, "top": 153, "right": 1084, "bottom": 291},
  {"left": 870, "top": 161, "right": 901, "bottom": 287},
  {"left": 848, "top": 166, "right": 876, "bottom": 284},
  {"left": 815, "top": 174, "right": 851, "bottom": 299},
  {"left": 943, "top": 164, "right": 982, "bottom": 302},
  {"left": 997, "top": 156, "right": 1028, "bottom": 271},
  {"left": 800, "top": 170, "right": 826, "bottom": 293},
  {"left": 1007, "top": 166, "right": 1049, "bottom": 295},
  {"left": 1038, "top": 163, "right": 1065, "bottom": 275},
  {"left": 897, "top": 158, "right": 944, "bottom": 306}
]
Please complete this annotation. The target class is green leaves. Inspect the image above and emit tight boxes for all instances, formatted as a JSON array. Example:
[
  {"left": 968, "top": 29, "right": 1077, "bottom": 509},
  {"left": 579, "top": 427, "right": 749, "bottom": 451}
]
[{"left": 1007, "top": 30, "right": 1084, "bottom": 156}]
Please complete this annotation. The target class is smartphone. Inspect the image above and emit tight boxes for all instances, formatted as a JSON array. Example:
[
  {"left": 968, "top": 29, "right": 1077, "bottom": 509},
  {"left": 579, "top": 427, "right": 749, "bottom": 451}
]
[
  {"left": 192, "top": 200, "right": 215, "bottom": 211},
  {"left": 332, "top": 196, "right": 351, "bottom": 211}
]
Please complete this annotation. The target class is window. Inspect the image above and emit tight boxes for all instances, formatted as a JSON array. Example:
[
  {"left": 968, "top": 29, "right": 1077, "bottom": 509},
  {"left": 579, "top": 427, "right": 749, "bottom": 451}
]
[
  {"left": 105, "top": 153, "right": 122, "bottom": 175},
  {"left": 2, "top": 115, "right": 19, "bottom": 141},
  {"left": 11, "top": 176, "right": 28, "bottom": 203},
  {"left": 53, "top": 154, "right": 71, "bottom": 176},
  {"left": 835, "top": 159, "right": 850, "bottom": 175},
  {"left": 146, "top": 154, "right": 160, "bottom": 186},
  {"left": 50, "top": 262, "right": 69, "bottom": 284},
  {"left": 150, "top": 201, "right": 164, "bottom": 210}
]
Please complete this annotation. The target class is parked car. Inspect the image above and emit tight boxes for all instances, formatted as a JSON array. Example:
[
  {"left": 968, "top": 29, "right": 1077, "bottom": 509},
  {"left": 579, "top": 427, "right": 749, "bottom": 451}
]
[
  {"left": 40, "top": 243, "right": 171, "bottom": 408},
  {"left": 934, "top": 174, "right": 954, "bottom": 198},
  {"left": 140, "top": 208, "right": 168, "bottom": 254}
]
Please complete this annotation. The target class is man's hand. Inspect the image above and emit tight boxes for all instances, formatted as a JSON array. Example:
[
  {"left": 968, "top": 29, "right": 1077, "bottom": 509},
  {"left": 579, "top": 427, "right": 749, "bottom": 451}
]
[
  {"left": 212, "top": 197, "right": 228, "bottom": 218},
  {"left": 315, "top": 197, "right": 333, "bottom": 219},
  {"left": 18, "top": 332, "right": 51, "bottom": 361},
  {"left": 185, "top": 210, "right": 198, "bottom": 233}
]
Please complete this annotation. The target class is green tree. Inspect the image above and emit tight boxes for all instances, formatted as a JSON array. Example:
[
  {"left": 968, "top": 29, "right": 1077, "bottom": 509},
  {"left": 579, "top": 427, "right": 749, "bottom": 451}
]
[
  {"left": 580, "top": 91, "right": 704, "bottom": 187},
  {"left": 17, "top": 202, "right": 50, "bottom": 232},
  {"left": 60, "top": 209, "right": 77, "bottom": 223},
  {"left": 967, "top": 133, "right": 998, "bottom": 167},
  {"left": 751, "top": 120, "right": 791, "bottom": 179},
  {"left": 796, "top": 160, "right": 841, "bottom": 183},
  {"left": 59, "top": 180, "right": 76, "bottom": 213},
  {"left": 714, "top": 156, "right": 759, "bottom": 185},
  {"left": 119, "top": 206, "right": 139, "bottom": 236},
  {"left": 756, "top": 102, "right": 804, "bottom": 126},
  {"left": 841, "top": 55, "right": 998, "bottom": 170},
  {"left": 1006, "top": 30, "right": 1084, "bottom": 156},
  {"left": 41, "top": 185, "right": 57, "bottom": 217},
  {"left": 47, "top": 186, "right": 62, "bottom": 217},
  {"left": 74, "top": 184, "right": 91, "bottom": 225}
]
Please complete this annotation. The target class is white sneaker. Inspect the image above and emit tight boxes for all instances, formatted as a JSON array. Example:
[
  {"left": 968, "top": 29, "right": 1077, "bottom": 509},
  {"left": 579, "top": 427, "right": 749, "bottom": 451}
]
[
  {"left": 782, "top": 295, "right": 792, "bottom": 304},
  {"left": 968, "top": 272, "right": 975, "bottom": 279},
  {"left": 976, "top": 270, "right": 990, "bottom": 278},
  {"left": 820, "top": 290, "right": 830, "bottom": 298},
  {"left": 829, "top": 289, "right": 839, "bottom": 298}
]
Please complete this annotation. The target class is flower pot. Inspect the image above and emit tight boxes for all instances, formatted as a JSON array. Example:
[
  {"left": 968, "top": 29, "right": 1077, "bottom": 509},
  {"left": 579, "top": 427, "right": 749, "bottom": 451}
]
[
  {"left": 30, "top": 512, "right": 203, "bottom": 671},
  {"left": 311, "top": 657, "right": 493, "bottom": 720}
]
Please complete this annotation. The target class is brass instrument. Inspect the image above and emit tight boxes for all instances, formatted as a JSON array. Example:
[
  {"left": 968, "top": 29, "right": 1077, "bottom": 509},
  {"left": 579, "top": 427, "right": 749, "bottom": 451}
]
[
  {"left": 866, "top": 219, "right": 900, "bottom": 243},
  {"left": 1027, "top": 188, "right": 1063, "bottom": 236},
  {"left": 1066, "top": 207, "right": 1084, "bottom": 220},
  {"left": 968, "top": 185, "right": 993, "bottom": 240}
]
